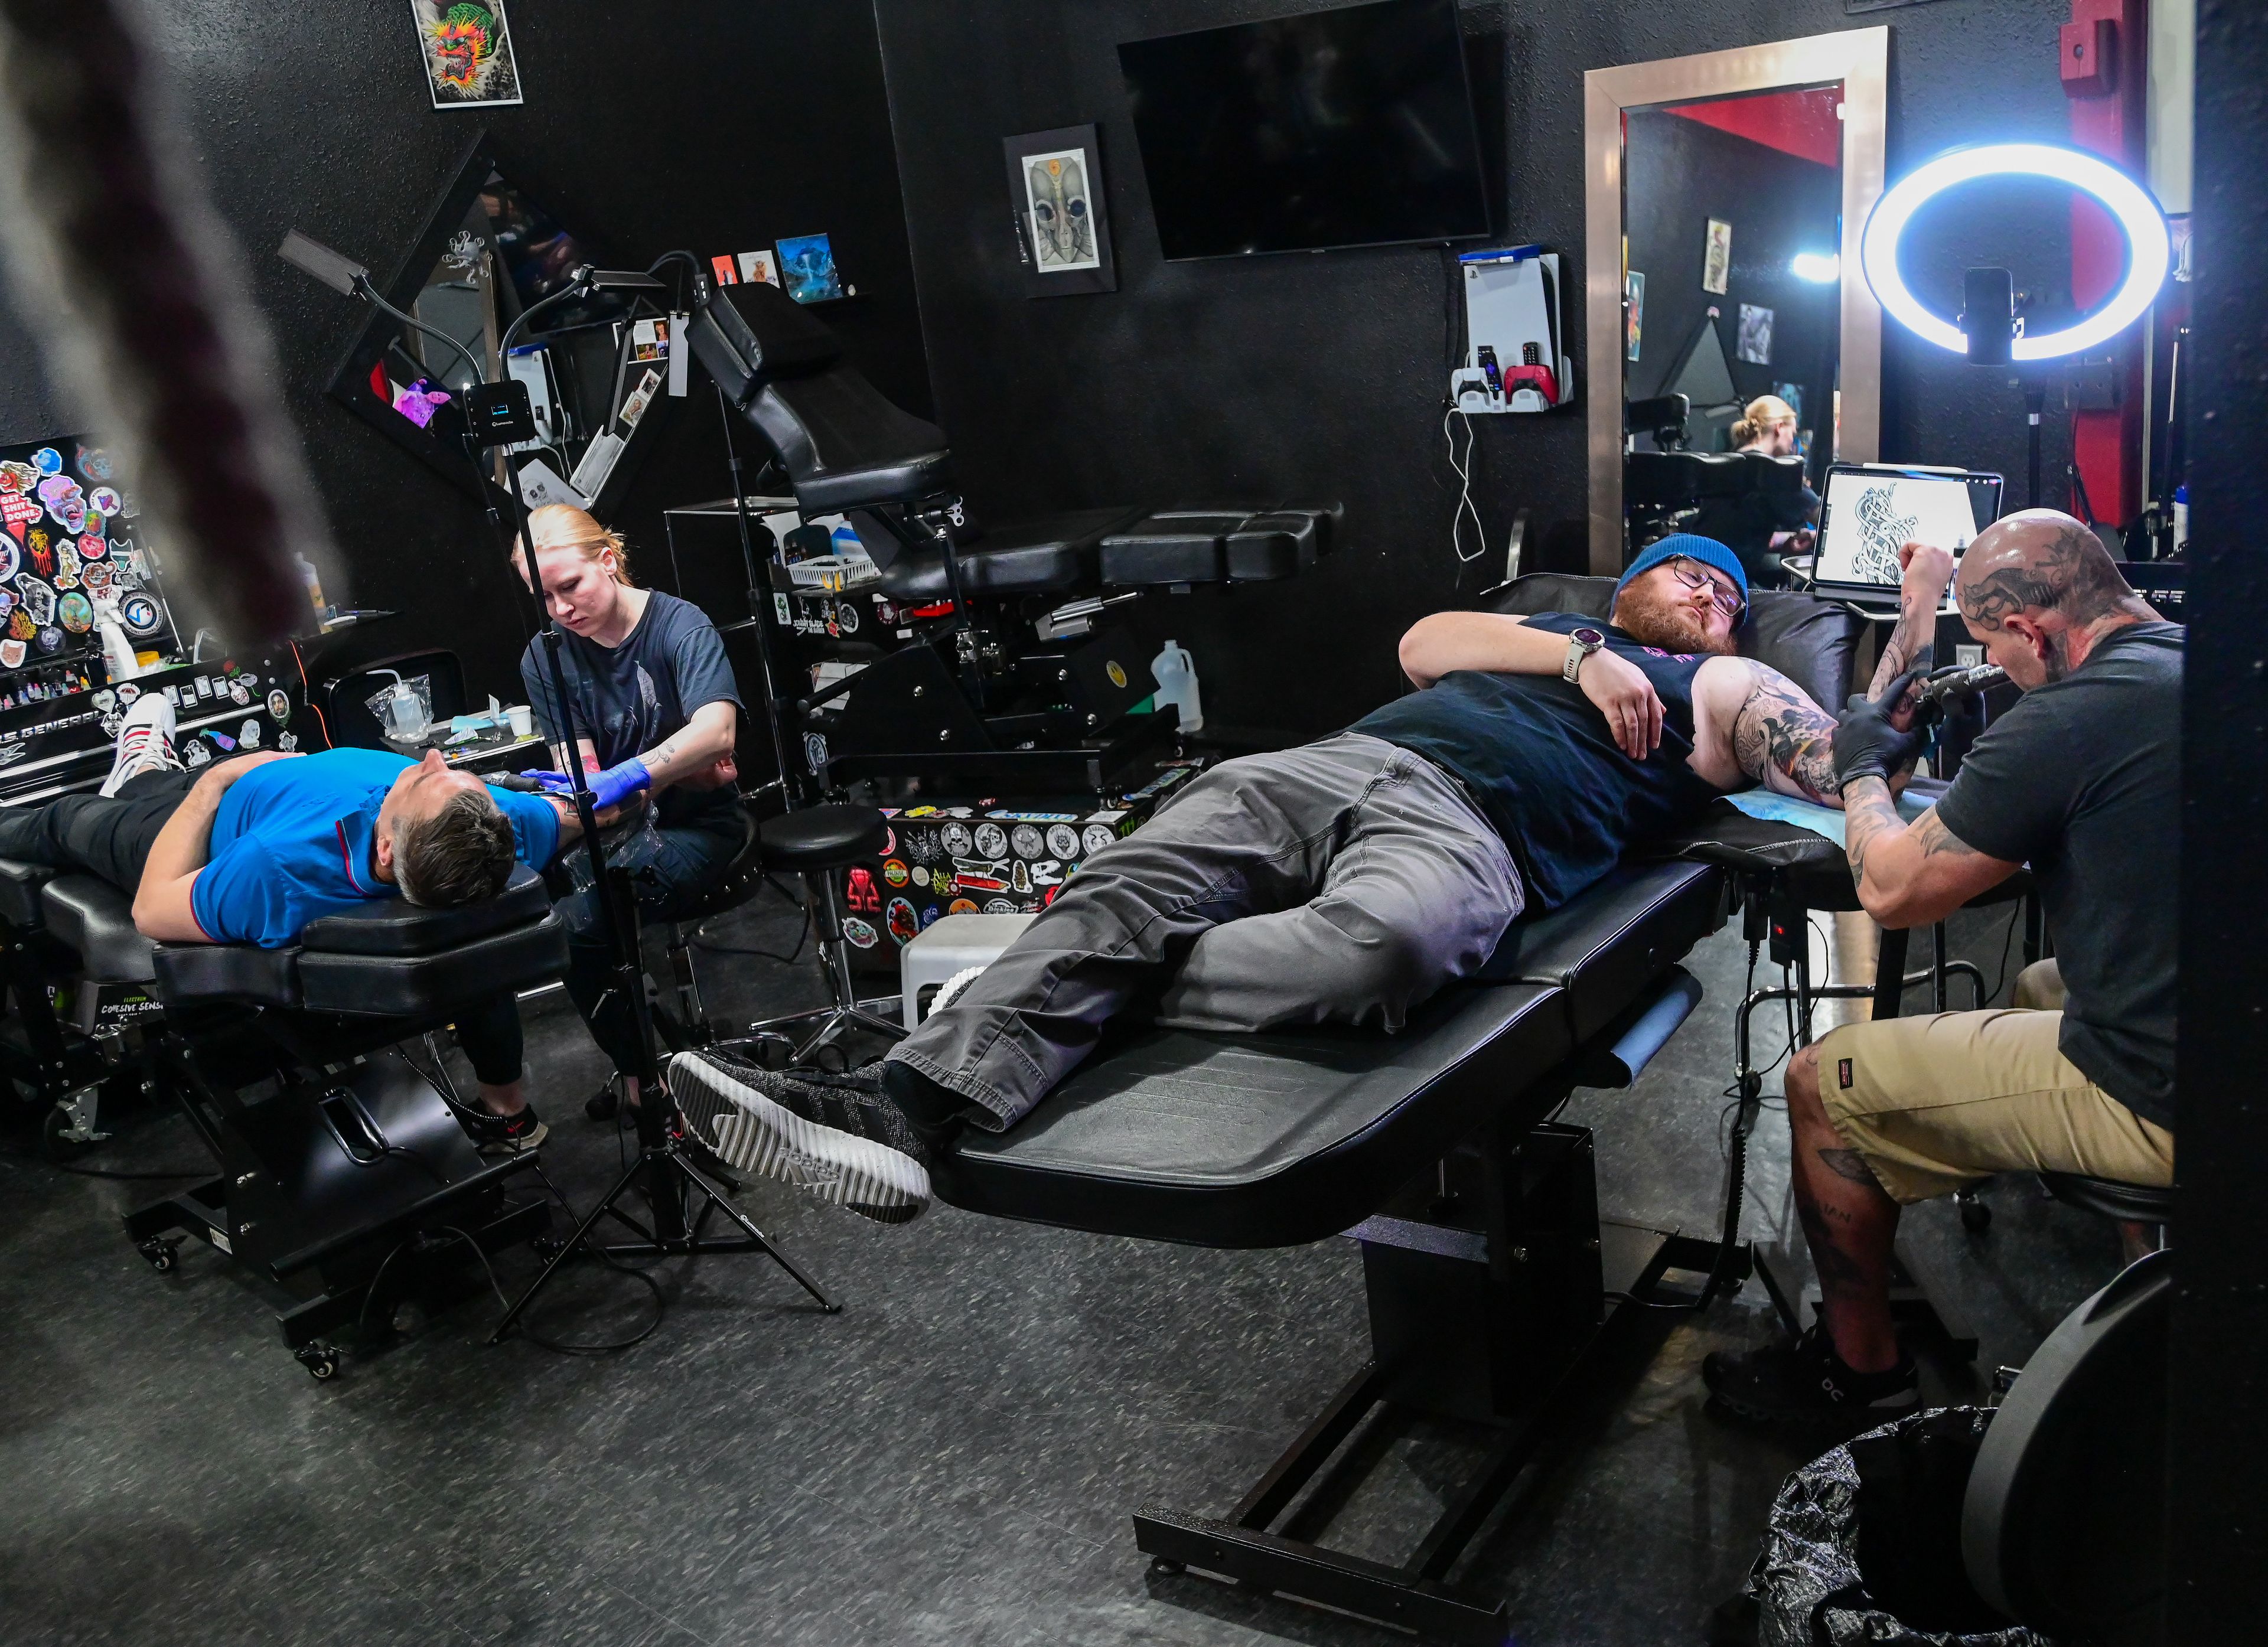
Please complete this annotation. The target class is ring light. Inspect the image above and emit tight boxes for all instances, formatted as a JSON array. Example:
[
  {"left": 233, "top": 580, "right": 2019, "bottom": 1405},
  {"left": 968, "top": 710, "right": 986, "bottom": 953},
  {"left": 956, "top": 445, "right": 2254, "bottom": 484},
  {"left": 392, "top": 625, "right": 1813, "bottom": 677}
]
[{"left": 1859, "top": 142, "right": 2170, "bottom": 361}]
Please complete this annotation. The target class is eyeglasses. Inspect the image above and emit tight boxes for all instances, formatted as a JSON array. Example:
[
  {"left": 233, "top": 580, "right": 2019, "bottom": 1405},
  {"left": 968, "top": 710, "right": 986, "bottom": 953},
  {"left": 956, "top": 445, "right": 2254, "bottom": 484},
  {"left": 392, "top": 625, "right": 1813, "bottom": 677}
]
[{"left": 1668, "top": 557, "right": 1745, "bottom": 621}]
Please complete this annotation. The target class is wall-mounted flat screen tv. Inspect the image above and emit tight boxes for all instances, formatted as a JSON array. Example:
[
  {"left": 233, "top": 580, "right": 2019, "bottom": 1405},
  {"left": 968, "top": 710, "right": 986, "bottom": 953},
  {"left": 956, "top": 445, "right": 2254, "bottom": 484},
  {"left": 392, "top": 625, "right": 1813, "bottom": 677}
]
[{"left": 1117, "top": 0, "right": 1491, "bottom": 262}]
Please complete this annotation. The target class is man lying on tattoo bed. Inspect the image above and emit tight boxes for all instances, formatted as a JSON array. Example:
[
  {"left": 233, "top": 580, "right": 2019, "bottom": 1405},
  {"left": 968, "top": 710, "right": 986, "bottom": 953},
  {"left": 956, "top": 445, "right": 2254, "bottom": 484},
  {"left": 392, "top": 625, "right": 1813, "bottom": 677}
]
[{"left": 674, "top": 533, "right": 1945, "bottom": 1225}]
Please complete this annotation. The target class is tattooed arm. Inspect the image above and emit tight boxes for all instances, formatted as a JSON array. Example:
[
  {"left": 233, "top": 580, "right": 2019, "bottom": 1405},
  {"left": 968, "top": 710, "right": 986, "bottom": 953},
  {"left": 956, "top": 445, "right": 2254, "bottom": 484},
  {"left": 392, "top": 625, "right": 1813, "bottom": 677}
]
[
  {"left": 1690, "top": 657, "right": 1844, "bottom": 804},
  {"left": 1866, "top": 540, "right": 1957, "bottom": 704},
  {"left": 1842, "top": 778, "right": 2020, "bottom": 927}
]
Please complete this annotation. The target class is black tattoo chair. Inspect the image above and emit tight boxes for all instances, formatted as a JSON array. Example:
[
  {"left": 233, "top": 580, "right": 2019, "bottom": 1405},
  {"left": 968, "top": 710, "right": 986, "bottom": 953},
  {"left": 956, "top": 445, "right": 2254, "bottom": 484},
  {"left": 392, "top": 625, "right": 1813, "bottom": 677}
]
[
  {"left": 0, "top": 852, "right": 568, "bottom": 1378},
  {"left": 686, "top": 279, "right": 1337, "bottom": 794}
]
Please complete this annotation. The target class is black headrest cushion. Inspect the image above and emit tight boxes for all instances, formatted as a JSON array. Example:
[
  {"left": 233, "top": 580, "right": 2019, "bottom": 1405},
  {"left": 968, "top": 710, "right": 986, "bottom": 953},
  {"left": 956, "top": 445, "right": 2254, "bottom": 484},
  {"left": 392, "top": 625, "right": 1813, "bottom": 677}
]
[
  {"left": 1475, "top": 572, "right": 1864, "bottom": 713},
  {"left": 297, "top": 865, "right": 552, "bottom": 957}
]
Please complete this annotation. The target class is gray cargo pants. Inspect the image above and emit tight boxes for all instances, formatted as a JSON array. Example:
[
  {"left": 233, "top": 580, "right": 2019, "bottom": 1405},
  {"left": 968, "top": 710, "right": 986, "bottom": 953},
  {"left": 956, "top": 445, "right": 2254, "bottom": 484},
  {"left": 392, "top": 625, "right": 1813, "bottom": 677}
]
[{"left": 885, "top": 732, "right": 1524, "bottom": 1130}]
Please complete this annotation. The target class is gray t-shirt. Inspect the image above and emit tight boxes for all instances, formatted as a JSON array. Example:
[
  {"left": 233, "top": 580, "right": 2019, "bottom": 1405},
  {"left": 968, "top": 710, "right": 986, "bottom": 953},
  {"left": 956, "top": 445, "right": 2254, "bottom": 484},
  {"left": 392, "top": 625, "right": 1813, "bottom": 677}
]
[
  {"left": 521, "top": 591, "right": 743, "bottom": 833},
  {"left": 1934, "top": 622, "right": 2181, "bottom": 1129}
]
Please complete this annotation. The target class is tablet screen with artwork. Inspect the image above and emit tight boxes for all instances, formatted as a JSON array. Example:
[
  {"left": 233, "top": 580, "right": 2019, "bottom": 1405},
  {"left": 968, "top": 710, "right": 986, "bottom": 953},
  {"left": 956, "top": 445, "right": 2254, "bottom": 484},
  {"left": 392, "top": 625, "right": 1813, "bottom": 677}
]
[{"left": 1814, "top": 466, "right": 2004, "bottom": 588}]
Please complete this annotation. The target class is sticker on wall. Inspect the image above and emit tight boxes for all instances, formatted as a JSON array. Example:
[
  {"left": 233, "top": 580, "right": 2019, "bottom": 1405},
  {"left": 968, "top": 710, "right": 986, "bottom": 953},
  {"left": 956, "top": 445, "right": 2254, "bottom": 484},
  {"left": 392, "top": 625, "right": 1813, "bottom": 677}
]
[
  {"left": 1009, "top": 824, "right": 1045, "bottom": 861},
  {"left": 266, "top": 688, "right": 291, "bottom": 723},
  {"left": 89, "top": 486, "right": 120, "bottom": 517},
  {"left": 33, "top": 625, "right": 60, "bottom": 654},
  {"left": 183, "top": 739, "right": 210, "bottom": 768},
  {"left": 885, "top": 896, "right": 920, "bottom": 946},
  {"left": 0, "top": 640, "right": 22, "bottom": 670},
  {"left": 229, "top": 680, "right": 251, "bottom": 706},
  {"left": 1702, "top": 218, "right": 1733, "bottom": 295},
  {"left": 207, "top": 730, "right": 236, "bottom": 752},
  {"left": 37, "top": 475, "right": 83, "bottom": 534},
  {"left": 57, "top": 592, "right": 92, "bottom": 633},
  {"left": 412, "top": 0, "right": 523, "bottom": 109},
  {"left": 15, "top": 579, "right": 53, "bottom": 625},
  {"left": 240, "top": 719, "right": 262, "bottom": 748},
  {"left": 983, "top": 899, "right": 1019, "bottom": 916},
  {"left": 278, "top": 732, "right": 298, "bottom": 752},
  {"left": 911, "top": 865, "right": 930, "bottom": 888},
  {"left": 840, "top": 915, "right": 879, "bottom": 951},
  {"left": 30, "top": 448, "right": 59, "bottom": 476},
  {"left": 1047, "top": 823, "right": 1082, "bottom": 860},
  {"left": 1082, "top": 823, "right": 1120, "bottom": 857},
  {"left": 940, "top": 821, "right": 974, "bottom": 857},
  {"left": 0, "top": 492, "right": 37, "bottom": 542},
  {"left": 0, "top": 542, "right": 17, "bottom": 585},
  {"left": 1625, "top": 270, "right": 1645, "bottom": 362},
  {"left": 115, "top": 681, "right": 138, "bottom": 704},
  {"left": 119, "top": 593, "right": 162, "bottom": 635},
  {"left": 972, "top": 822, "right": 1008, "bottom": 860},
  {"left": 948, "top": 898, "right": 979, "bottom": 916},
  {"left": 881, "top": 859, "right": 909, "bottom": 888},
  {"left": 919, "top": 905, "right": 941, "bottom": 929},
  {"left": 6, "top": 609, "right": 31, "bottom": 643},
  {"left": 74, "top": 445, "right": 112, "bottom": 481}
]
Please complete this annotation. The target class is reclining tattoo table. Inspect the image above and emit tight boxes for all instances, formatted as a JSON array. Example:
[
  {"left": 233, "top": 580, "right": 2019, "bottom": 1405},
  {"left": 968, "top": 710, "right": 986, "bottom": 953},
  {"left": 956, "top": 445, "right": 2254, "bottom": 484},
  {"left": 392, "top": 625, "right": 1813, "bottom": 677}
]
[
  {"left": 0, "top": 854, "right": 569, "bottom": 1377},
  {"left": 900, "top": 574, "right": 1995, "bottom": 1639}
]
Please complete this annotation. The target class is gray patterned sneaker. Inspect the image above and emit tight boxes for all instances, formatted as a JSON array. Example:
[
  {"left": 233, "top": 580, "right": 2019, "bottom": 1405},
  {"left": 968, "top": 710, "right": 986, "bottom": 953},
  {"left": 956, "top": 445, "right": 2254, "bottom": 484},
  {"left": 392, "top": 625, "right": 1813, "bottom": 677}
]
[{"left": 667, "top": 1050, "right": 932, "bottom": 1225}]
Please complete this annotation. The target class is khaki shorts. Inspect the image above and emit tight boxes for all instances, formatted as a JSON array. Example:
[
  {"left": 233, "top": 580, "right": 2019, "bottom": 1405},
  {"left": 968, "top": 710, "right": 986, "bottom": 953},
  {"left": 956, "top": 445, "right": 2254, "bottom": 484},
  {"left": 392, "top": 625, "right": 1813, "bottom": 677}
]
[{"left": 1814, "top": 962, "right": 2174, "bottom": 1204}]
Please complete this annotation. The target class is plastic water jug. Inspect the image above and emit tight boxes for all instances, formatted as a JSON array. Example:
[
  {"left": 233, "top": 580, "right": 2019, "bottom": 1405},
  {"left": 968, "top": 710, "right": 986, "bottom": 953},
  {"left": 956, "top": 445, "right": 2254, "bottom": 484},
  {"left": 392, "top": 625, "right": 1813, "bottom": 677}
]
[{"left": 1149, "top": 639, "right": 1203, "bottom": 734}]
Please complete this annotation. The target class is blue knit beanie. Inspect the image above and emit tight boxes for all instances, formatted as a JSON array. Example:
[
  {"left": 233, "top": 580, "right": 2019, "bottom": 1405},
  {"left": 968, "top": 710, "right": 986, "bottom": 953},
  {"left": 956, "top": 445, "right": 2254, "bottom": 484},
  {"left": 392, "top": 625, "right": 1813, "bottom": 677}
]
[{"left": 1617, "top": 533, "right": 1748, "bottom": 616}]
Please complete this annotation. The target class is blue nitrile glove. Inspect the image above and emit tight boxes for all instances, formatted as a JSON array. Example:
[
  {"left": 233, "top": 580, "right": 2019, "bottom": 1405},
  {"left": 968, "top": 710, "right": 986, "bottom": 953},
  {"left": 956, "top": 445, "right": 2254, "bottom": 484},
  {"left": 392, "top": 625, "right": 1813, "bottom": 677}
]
[{"left": 529, "top": 758, "right": 652, "bottom": 810}]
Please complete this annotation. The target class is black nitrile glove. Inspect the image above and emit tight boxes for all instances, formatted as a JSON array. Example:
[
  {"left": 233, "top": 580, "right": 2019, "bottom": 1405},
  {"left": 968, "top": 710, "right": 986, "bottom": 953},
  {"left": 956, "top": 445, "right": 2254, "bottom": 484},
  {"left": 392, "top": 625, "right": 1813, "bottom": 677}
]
[{"left": 1833, "top": 669, "right": 1925, "bottom": 792}]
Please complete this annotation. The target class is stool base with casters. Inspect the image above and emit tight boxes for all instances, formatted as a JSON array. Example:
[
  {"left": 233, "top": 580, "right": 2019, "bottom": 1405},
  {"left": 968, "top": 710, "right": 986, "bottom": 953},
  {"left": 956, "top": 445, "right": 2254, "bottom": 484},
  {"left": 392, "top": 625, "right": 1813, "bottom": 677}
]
[
  {"left": 2039, "top": 1170, "right": 2172, "bottom": 1266},
  {"left": 742, "top": 804, "right": 907, "bottom": 1068}
]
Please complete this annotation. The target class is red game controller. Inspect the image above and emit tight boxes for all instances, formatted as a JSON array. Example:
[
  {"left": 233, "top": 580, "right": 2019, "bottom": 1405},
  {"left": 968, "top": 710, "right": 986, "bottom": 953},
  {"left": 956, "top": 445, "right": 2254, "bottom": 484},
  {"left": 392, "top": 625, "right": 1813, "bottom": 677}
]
[{"left": 1503, "top": 362, "right": 1560, "bottom": 405}]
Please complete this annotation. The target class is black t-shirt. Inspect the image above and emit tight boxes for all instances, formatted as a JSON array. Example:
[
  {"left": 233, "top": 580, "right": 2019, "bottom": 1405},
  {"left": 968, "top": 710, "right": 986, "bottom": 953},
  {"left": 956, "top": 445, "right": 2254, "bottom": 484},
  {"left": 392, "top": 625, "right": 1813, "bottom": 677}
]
[
  {"left": 522, "top": 591, "right": 744, "bottom": 833},
  {"left": 1350, "top": 611, "right": 1726, "bottom": 912},
  {"left": 1934, "top": 622, "right": 2181, "bottom": 1129}
]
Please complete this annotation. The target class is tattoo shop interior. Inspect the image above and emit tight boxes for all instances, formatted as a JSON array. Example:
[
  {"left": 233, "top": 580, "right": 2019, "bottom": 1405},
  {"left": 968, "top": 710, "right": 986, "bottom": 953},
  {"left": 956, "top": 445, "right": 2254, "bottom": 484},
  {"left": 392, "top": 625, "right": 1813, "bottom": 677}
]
[{"left": 0, "top": 2, "right": 2257, "bottom": 1644}]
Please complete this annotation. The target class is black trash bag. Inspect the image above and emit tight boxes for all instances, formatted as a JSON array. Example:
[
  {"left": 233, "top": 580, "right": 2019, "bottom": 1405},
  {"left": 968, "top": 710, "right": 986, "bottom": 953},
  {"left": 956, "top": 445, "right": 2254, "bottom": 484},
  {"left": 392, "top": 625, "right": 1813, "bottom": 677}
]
[{"left": 1751, "top": 1408, "right": 2061, "bottom": 1647}]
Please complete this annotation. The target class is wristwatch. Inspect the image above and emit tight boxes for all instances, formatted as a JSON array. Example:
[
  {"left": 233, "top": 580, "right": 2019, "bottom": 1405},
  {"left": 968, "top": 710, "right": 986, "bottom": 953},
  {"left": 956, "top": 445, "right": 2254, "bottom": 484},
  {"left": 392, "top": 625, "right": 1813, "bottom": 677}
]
[{"left": 1562, "top": 627, "right": 1606, "bottom": 683}]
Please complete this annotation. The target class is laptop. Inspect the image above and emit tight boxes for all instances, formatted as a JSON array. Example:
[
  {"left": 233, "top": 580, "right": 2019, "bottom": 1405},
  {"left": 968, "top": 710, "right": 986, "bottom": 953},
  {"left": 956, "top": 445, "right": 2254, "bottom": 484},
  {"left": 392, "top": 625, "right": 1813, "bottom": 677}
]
[{"left": 1809, "top": 464, "right": 2005, "bottom": 603}]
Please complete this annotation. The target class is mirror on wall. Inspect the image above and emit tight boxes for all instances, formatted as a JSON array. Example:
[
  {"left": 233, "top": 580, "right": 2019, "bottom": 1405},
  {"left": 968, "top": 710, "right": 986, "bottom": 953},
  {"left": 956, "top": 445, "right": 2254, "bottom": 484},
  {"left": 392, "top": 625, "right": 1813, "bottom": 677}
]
[
  {"left": 328, "top": 132, "right": 670, "bottom": 516},
  {"left": 1586, "top": 30, "right": 1888, "bottom": 576}
]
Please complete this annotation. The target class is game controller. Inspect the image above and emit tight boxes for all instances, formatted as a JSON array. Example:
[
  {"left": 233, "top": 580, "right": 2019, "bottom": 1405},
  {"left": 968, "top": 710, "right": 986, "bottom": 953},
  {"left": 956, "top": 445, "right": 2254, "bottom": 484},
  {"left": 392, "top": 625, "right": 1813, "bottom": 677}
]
[{"left": 1503, "top": 361, "right": 1559, "bottom": 405}]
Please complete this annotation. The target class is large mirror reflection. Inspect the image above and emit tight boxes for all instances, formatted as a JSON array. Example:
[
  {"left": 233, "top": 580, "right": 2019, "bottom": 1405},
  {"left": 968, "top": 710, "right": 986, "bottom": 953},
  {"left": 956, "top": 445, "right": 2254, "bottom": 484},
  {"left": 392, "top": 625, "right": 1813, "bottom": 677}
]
[
  {"left": 1623, "top": 86, "right": 1842, "bottom": 584},
  {"left": 1585, "top": 29, "right": 1887, "bottom": 576}
]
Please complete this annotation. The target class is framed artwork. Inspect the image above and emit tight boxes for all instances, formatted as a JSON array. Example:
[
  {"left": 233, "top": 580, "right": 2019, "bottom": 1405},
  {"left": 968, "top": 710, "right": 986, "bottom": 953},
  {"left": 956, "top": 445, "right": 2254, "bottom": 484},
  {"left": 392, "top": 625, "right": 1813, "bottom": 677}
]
[
  {"left": 410, "top": 1, "right": 522, "bottom": 109},
  {"left": 1737, "top": 303, "right": 1775, "bottom": 364},
  {"left": 1002, "top": 124, "right": 1117, "bottom": 297},
  {"left": 1625, "top": 270, "right": 1645, "bottom": 361},
  {"left": 738, "top": 249, "right": 780, "bottom": 286},
  {"left": 776, "top": 234, "right": 845, "bottom": 304},
  {"left": 1702, "top": 218, "right": 1732, "bottom": 295}
]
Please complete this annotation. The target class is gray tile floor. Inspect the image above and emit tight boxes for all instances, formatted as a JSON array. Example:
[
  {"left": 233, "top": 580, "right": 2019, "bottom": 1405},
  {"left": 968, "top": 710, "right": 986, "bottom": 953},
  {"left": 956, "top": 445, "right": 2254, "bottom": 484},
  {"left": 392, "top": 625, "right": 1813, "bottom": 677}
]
[{"left": 0, "top": 889, "right": 2131, "bottom": 1646}]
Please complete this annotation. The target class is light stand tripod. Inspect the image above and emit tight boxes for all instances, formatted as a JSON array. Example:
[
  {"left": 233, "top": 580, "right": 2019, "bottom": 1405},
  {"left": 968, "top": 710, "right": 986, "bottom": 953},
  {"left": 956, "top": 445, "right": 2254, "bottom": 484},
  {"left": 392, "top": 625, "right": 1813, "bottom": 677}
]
[{"left": 426, "top": 264, "right": 834, "bottom": 1336}]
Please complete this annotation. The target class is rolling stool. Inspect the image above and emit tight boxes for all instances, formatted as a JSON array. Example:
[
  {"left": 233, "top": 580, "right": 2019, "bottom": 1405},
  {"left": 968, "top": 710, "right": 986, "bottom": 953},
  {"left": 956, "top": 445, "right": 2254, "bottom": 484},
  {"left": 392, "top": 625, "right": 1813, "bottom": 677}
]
[
  {"left": 649, "top": 807, "right": 769, "bottom": 1054},
  {"left": 744, "top": 803, "right": 906, "bottom": 1067},
  {"left": 2039, "top": 1171, "right": 2174, "bottom": 1265}
]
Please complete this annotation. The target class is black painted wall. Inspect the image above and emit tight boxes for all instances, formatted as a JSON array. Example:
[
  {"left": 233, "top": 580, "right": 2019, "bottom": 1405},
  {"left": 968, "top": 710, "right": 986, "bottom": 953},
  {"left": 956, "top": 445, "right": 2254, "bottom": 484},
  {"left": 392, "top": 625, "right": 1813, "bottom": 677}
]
[
  {"left": 2172, "top": 0, "right": 2268, "bottom": 1635},
  {"left": 0, "top": 1, "right": 931, "bottom": 708},
  {"left": 874, "top": 0, "right": 2082, "bottom": 743},
  {"left": 1623, "top": 112, "right": 1840, "bottom": 454}
]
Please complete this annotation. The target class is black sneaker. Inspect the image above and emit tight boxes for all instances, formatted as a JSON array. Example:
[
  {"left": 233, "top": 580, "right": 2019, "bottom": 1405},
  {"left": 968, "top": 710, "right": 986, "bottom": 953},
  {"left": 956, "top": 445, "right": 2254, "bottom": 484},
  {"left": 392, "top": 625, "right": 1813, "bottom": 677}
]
[
  {"left": 666, "top": 1050, "right": 931, "bottom": 1225},
  {"left": 471, "top": 1104, "right": 548, "bottom": 1156},
  {"left": 1702, "top": 1325, "right": 1919, "bottom": 1421}
]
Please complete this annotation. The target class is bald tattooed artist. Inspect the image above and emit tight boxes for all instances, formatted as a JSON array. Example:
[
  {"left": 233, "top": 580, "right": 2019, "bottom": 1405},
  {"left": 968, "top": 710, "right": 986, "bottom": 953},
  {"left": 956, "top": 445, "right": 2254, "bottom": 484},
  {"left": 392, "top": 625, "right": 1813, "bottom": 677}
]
[{"left": 1706, "top": 509, "right": 2181, "bottom": 1420}]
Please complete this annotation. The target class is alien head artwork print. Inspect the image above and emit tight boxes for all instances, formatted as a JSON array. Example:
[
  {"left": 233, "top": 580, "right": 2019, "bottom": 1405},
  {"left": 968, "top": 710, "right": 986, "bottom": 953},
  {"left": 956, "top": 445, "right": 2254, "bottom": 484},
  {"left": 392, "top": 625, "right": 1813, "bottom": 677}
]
[{"left": 1003, "top": 125, "right": 1117, "bottom": 297}]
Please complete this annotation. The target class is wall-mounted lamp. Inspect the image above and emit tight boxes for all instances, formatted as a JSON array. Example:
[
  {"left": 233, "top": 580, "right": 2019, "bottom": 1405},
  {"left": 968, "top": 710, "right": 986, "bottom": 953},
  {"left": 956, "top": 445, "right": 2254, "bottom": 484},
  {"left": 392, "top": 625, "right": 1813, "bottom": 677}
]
[
  {"left": 1859, "top": 142, "right": 2169, "bottom": 363},
  {"left": 1790, "top": 252, "right": 1840, "bottom": 283}
]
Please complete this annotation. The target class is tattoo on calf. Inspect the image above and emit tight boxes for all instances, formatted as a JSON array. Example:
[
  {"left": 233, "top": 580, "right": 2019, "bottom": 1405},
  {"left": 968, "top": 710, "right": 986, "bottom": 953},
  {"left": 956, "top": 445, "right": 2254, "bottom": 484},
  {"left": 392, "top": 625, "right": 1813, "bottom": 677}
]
[
  {"left": 1730, "top": 663, "right": 1840, "bottom": 802},
  {"left": 1818, "top": 1147, "right": 1881, "bottom": 1186}
]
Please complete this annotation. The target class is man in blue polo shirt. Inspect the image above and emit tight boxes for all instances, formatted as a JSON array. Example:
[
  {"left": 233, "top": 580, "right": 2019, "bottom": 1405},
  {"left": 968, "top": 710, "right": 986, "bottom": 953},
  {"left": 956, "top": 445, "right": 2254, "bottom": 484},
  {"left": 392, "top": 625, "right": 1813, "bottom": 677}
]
[{"left": 0, "top": 696, "right": 586, "bottom": 1146}]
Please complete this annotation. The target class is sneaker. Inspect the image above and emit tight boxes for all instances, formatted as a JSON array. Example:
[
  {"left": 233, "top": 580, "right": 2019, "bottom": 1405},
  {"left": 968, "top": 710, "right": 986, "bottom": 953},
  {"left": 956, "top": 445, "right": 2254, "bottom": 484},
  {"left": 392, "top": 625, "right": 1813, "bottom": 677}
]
[
  {"left": 667, "top": 1049, "right": 932, "bottom": 1225},
  {"left": 1702, "top": 1324, "right": 1919, "bottom": 1421},
  {"left": 471, "top": 1103, "right": 548, "bottom": 1155},
  {"left": 100, "top": 694, "right": 183, "bottom": 797}
]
